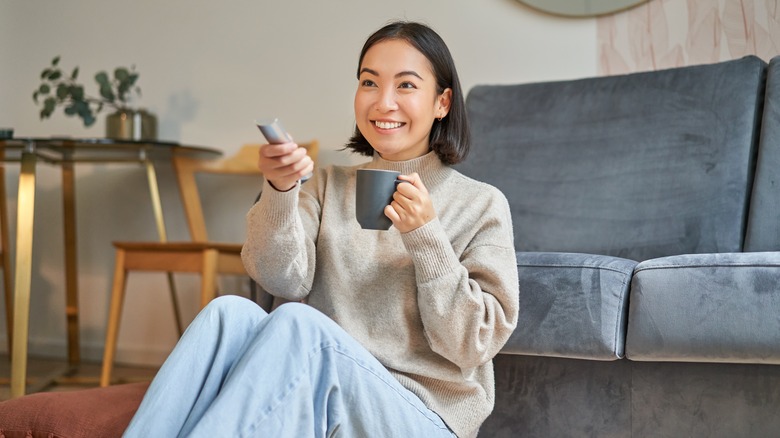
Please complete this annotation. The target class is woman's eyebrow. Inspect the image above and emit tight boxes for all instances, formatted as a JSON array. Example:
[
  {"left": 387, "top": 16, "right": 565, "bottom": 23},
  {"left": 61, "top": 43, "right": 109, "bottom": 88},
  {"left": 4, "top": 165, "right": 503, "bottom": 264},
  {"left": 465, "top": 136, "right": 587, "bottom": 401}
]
[
  {"left": 359, "top": 67, "right": 424, "bottom": 81},
  {"left": 396, "top": 70, "right": 424, "bottom": 80},
  {"left": 359, "top": 67, "right": 379, "bottom": 76}
]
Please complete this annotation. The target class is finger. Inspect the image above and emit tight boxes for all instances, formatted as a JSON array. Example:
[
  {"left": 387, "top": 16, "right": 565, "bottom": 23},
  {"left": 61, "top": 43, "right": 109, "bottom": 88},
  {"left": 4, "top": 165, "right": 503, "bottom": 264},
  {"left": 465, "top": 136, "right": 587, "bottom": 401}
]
[
  {"left": 262, "top": 147, "right": 309, "bottom": 172},
  {"left": 290, "top": 156, "right": 314, "bottom": 179},
  {"left": 275, "top": 155, "right": 313, "bottom": 179},
  {"left": 389, "top": 199, "right": 411, "bottom": 219},
  {"left": 261, "top": 142, "right": 298, "bottom": 158},
  {"left": 396, "top": 174, "right": 415, "bottom": 185},
  {"left": 394, "top": 181, "right": 413, "bottom": 198},
  {"left": 393, "top": 181, "right": 422, "bottom": 205},
  {"left": 384, "top": 204, "right": 400, "bottom": 223},
  {"left": 391, "top": 192, "right": 413, "bottom": 213},
  {"left": 397, "top": 173, "right": 428, "bottom": 194},
  {"left": 267, "top": 158, "right": 314, "bottom": 192},
  {"left": 277, "top": 147, "right": 309, "bottom": 166}
]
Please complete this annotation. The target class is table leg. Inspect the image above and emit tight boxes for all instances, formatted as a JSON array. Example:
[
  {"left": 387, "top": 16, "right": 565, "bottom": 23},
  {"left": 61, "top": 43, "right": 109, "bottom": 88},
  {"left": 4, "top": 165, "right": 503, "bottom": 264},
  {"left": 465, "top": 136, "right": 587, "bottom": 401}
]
[
  {"left": 10, "top": 151, "right": 36, "bottom": 398},
  {"left": 144, "top": 160, "right": 183, "bottom": 335},
  {"left": 0, "top": 152, "right": 13, "bottom": 353},
  {"left": 61, "top": 159, "right": 80, "bottom": 366}
]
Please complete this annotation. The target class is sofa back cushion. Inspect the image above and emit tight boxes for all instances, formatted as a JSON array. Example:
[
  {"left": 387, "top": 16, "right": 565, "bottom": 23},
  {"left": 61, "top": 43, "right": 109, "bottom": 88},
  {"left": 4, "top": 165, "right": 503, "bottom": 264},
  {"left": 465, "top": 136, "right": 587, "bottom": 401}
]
[
  {"left": 461, "top": 56, "right": 766, "bottom": 261},
  {"left": 745, "top": 56, "right": 780, "bottom": 251}
]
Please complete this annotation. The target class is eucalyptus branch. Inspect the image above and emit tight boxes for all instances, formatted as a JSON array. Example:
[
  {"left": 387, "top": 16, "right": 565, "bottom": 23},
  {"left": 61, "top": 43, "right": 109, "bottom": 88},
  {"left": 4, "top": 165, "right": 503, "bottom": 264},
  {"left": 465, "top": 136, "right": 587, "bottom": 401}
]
[{"left": 33, "top": 56, "right": 142, "bottom": 127}]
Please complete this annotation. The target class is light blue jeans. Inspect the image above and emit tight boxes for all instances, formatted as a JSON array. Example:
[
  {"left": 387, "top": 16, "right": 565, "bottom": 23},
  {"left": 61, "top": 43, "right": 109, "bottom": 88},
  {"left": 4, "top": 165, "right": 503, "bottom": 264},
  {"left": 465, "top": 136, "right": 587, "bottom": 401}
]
[{"left": 123, "top": 295, "right": 456, "bottom": 437}]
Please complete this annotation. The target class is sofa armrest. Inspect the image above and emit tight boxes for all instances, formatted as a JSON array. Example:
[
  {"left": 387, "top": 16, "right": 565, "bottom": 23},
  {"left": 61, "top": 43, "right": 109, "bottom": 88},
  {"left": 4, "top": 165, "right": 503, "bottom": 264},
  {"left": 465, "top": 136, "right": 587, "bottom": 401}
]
[
  {"left": 626, "top": 252, "right": 780, "bottom": 364},
  {"left": 502, "top": 252, "right": 637, "bottom": 360}
]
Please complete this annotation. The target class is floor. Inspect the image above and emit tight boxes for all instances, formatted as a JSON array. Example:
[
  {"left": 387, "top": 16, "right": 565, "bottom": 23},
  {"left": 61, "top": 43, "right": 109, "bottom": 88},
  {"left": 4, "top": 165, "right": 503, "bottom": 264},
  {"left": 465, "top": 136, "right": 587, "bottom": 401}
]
[{"left": 0, "top": 354, "right": 159, "bottom": 400}]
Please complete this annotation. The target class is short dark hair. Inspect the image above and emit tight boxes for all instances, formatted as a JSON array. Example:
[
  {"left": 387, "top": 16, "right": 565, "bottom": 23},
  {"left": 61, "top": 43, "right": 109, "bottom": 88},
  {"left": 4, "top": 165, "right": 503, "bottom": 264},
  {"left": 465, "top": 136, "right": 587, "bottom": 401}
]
[{"left": 345, "top": 21, "right": 470, "bottom": 165}]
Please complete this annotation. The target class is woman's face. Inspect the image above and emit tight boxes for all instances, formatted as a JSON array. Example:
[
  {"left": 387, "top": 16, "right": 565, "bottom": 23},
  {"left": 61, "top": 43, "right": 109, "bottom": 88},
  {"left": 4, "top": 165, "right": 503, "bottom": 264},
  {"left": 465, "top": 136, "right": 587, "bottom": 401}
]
[{"left": 354, "top": 39, "right": 451, "bottom": 162}]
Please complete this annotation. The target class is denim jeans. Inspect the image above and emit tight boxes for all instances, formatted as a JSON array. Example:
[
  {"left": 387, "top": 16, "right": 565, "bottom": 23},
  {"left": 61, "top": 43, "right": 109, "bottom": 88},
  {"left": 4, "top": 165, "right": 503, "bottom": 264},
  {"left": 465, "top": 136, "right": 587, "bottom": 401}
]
[{"left": 123, "top": 295, "right": 456, "bottom": 438}]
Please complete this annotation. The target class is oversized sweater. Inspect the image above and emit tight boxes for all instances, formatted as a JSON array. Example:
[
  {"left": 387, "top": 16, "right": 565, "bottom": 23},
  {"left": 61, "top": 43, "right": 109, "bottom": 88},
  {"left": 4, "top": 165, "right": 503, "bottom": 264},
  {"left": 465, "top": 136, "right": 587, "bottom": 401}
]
[{"left": 241, "top": 151, "right": 519, "bottom": 438}]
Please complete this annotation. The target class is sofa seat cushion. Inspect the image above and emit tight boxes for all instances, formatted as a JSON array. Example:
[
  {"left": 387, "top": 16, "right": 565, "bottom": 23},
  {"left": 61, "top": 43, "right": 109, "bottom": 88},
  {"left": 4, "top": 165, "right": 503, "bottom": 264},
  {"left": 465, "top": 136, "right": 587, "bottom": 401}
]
[
  {"left": 502, "top": 252, "right": 637, "bottom": 360},
  {"left": 0, "top": 382, "right": 148, "bottom": 438},
  {"left": 626, "top": 252, "right": 780, "bottom": 364}
]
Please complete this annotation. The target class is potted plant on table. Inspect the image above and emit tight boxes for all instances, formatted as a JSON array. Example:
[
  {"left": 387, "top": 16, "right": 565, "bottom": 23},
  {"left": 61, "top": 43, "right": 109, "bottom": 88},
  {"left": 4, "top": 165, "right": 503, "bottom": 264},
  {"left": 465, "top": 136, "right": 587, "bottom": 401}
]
[{"left": 32, "top": 56, "right": 157, "bottom": 140}]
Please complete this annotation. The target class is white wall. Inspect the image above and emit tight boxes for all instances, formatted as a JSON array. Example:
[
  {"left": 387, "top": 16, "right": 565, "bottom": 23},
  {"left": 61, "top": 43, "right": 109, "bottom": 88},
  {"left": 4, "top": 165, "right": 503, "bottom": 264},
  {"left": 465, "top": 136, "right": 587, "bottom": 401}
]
[{"left": 0, "top": 0, "right": 597, "bottom": 365}]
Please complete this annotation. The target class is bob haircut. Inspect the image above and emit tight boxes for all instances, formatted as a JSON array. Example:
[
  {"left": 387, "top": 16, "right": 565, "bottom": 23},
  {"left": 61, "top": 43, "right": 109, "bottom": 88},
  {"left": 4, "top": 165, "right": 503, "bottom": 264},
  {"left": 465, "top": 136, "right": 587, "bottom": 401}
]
[{"left": 345, "top": 21, "right": 470, "bottom": 165}]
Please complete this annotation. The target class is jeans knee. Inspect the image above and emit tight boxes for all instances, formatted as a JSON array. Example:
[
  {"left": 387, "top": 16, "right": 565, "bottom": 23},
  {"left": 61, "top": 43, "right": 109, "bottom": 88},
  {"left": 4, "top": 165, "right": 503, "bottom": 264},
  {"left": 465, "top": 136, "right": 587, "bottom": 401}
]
[
  {"left": 199, "top": 295, "right": 265, "bottom": 324},
  {"left": 272, "top": 302, "right": 336, "bottom": 332},
  {"left": 273, "top": 301, "right": 315, "bottom": 319},
  {"left": 209, "top": 295, "right": 250, "bottom": 311}
]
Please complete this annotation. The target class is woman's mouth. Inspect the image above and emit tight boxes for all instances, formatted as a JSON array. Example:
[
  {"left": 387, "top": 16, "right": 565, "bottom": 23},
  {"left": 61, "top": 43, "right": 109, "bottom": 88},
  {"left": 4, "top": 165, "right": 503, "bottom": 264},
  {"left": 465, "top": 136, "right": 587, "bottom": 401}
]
[{"left": 373, "top": 120, "right": 404, "bottom": 129}]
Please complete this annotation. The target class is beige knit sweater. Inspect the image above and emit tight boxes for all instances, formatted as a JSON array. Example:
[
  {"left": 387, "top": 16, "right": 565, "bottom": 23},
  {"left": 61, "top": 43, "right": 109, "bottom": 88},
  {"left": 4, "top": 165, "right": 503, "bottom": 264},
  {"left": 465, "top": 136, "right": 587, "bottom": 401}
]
[{"left": 241, "top": 151, "right": 519, "bottom": 438}]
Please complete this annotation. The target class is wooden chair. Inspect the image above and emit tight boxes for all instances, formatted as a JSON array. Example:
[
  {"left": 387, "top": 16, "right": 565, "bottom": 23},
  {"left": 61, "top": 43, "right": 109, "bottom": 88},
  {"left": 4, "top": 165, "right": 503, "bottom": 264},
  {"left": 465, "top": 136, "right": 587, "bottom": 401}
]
[{"left": 100, "top": 141, "right": 318, "bottom": 386}]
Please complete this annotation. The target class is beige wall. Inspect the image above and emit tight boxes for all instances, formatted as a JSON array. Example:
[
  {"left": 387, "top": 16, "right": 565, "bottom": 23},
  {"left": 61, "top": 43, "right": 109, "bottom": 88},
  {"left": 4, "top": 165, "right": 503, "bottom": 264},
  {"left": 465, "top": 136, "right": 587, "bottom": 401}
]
[{"left": 0, "top": 0, "right": 598, "bottom": 365}]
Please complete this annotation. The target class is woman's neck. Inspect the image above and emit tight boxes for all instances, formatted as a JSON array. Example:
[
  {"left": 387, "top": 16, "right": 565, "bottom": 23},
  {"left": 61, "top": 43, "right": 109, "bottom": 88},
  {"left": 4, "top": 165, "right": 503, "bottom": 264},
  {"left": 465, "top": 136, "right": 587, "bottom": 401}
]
[{"left": 366, "top": 151, "right": 451, "bottom": 188}]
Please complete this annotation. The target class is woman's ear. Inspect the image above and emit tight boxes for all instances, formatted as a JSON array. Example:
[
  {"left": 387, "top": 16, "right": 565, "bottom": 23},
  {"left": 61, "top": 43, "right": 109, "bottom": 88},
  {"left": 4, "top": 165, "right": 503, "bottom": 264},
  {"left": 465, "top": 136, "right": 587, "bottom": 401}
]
[{"left": 437, "top": 88, "right": 452, "bottom": 118}]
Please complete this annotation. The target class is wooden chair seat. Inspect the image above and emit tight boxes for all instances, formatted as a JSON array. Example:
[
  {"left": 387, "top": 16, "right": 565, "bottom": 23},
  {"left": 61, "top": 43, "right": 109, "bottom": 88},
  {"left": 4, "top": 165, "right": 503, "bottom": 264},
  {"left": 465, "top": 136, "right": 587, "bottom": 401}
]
[
  {"left": 113, "top": 240, "right": 244, "bottom": 254},
  {"left": 112, "top": 242, "right": 245, "bottom": 275}
]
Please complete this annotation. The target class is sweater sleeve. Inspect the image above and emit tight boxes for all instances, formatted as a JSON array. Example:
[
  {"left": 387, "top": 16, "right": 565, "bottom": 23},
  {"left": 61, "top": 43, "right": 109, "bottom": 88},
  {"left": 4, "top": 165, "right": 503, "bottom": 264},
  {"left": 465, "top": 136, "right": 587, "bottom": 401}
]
[
  {"left": 402, "top": 192, "right": 519, "bottom": 370},
  {"left": 241, "top": 176, "right": 321, "bottom": 301}
]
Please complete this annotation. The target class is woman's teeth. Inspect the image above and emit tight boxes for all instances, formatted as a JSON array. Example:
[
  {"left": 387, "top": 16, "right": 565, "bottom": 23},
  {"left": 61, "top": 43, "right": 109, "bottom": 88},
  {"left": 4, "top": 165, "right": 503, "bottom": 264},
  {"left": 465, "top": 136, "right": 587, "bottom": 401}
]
[{"left": 375, "top": 121, "right": 402, "bottom": 129}]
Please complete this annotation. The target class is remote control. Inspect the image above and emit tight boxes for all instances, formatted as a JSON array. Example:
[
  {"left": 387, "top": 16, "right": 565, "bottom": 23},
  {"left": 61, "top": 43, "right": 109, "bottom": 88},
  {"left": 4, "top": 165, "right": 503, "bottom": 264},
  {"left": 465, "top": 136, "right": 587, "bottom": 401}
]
[
  {"left": 255, "top": 118, "right": 312, "bottom": 182},
  {"left": 255, "top": 118, "right": 292, "bottom": 144}
]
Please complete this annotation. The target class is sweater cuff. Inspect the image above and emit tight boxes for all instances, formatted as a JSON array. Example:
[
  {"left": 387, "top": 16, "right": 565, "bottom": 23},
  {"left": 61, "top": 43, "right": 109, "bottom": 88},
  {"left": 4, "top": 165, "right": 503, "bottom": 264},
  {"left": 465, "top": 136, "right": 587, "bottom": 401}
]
[
  {"left": 402, "top": 218, "right": 461, "bottom": 283},
  {"left": 254, "top": 179, "right": 300, "bottom": 227}
]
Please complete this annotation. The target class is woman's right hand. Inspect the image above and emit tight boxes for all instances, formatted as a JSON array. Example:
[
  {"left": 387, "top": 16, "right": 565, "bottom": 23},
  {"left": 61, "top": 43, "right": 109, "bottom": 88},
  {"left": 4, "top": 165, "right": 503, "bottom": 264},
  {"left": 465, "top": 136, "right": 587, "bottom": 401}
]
[{"left": 257, "top": 141, "right": 314, "bottom": 192}]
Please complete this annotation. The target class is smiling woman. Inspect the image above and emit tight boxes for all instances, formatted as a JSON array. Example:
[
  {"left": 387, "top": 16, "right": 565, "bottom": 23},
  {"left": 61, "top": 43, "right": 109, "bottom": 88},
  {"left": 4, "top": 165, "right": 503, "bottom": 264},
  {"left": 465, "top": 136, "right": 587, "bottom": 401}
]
[{"left": 122, "top": 20, "right": 519, "bottom": 438}]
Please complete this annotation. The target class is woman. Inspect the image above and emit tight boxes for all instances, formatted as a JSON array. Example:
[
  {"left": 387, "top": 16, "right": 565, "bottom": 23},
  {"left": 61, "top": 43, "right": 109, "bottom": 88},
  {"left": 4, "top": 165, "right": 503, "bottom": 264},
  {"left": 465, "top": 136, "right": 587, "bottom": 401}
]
[{"left": 124, "top": 21, "right": 518, "bottom": 438}]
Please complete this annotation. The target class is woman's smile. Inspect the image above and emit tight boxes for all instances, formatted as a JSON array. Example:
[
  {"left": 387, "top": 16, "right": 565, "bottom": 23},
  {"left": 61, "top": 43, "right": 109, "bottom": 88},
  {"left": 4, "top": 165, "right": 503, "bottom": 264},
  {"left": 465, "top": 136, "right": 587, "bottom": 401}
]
[{"left": 373, "top": 120, "right": 405, "bottom": 130}]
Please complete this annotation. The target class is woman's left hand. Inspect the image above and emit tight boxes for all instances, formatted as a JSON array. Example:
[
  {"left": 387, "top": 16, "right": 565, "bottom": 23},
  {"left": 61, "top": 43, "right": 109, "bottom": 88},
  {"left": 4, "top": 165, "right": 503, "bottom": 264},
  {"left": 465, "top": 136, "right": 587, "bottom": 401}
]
[{"left": 385, "top": 173, "right": 436, "bottom": 233}]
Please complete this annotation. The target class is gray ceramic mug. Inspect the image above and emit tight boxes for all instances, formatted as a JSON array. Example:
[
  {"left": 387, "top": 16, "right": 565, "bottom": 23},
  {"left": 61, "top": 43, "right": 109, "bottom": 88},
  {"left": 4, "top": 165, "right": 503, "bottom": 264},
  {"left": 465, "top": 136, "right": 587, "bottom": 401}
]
[{"left": 355, "top": 169, "right": 402, "bottom": 230}]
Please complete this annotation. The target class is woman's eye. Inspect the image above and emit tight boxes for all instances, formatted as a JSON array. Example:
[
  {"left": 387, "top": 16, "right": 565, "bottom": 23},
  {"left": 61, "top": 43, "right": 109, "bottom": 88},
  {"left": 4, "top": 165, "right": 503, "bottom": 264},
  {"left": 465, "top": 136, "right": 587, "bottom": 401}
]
[
  {"left": 361, "top": 79, "right": 376, "bottom": 87},
  {"left": 399, "top": 81, "right": 416, "bottom": 89}
]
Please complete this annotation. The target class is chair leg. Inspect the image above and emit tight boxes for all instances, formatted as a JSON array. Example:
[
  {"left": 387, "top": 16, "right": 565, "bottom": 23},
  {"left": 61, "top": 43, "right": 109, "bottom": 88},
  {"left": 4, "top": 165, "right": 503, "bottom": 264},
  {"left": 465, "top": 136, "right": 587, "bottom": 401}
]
[
  {"left": 1, "top": 252, "right": 9, "bottom": 356},
  {"left": 101, "top": 248, "right": 128, "bottom": 387},
  {"left": 199, "top": 249, "right": 218, "bottom": 309},
  {"left": 166, "top": 273, "right": 184, "bottom": 337}
]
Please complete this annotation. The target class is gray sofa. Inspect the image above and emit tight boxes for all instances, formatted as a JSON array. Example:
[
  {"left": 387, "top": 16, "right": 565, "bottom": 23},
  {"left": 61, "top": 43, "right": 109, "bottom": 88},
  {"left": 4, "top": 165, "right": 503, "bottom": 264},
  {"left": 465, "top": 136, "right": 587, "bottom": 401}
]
[{"left": 458, "top": 55, "right": 780, "bottom": 437}]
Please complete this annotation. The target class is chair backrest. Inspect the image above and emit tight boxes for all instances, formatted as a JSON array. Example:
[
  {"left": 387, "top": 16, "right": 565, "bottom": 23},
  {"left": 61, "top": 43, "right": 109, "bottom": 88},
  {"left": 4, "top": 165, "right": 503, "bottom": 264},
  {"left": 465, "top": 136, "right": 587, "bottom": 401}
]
[{"left": 172, "top": 141, "right": 319, "bottom": 242}]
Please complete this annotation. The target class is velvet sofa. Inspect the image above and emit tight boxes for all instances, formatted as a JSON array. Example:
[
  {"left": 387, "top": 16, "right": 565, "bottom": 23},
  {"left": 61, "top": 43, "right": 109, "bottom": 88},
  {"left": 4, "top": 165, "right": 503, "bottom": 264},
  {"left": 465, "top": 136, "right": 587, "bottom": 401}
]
[
  {"left": 459, "top": 55, "right": 780, "bottom": 437},
  {"left": 2, "top": 55, "right": 780, "bottom": 437}
]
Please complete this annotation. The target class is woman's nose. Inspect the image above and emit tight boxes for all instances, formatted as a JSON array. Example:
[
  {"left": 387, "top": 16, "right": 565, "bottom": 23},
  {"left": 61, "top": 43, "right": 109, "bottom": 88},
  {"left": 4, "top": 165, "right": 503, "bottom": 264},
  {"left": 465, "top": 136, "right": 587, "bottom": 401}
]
[{"left": 376, "top": 88, "right": 398, "bottom": 112}]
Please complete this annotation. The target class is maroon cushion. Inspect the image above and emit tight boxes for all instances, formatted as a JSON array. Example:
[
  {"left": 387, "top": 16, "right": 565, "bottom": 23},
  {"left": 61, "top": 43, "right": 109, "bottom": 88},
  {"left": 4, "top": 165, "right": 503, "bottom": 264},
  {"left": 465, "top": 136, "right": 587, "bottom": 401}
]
[{"left": 0, "top": 382, "right": 148, "bottom": 438}]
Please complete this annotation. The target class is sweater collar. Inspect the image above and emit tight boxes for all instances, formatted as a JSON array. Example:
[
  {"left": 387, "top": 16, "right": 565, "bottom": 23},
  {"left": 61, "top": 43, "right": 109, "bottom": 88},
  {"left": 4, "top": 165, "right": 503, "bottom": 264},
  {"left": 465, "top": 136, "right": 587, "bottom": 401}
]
[{"left": 364, "top": 151, "right": 452, "bottom": 188}]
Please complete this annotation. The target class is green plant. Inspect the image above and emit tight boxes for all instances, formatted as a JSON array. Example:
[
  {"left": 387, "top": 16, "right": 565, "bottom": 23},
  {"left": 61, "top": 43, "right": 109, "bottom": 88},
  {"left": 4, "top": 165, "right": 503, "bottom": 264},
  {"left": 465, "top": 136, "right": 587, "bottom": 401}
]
[{"left": 32, "top": 56, "right": 141, "bottom": 127}]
